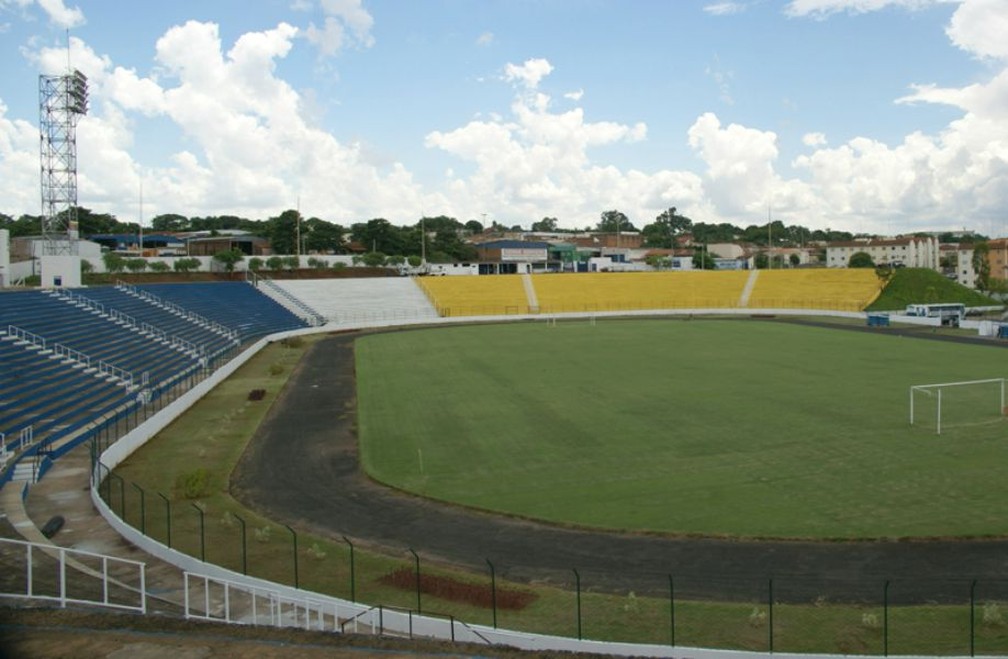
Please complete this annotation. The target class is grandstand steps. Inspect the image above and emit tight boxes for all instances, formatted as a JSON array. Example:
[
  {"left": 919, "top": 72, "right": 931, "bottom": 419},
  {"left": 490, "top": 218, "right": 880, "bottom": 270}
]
[{"left": 10, "top": 461, "right": 37, "bottom": 483}]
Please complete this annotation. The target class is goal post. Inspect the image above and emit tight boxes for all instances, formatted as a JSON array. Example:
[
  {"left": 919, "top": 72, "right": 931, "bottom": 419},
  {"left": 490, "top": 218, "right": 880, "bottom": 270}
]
[{"left": 909, "top": 378, "right": 1006, "bottom": 435}]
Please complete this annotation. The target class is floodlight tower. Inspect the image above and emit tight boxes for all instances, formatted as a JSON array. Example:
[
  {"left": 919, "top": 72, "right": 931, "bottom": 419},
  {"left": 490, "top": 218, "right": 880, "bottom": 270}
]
[{"left": 39, "top": 68, "right": 88, "bottom": 255}]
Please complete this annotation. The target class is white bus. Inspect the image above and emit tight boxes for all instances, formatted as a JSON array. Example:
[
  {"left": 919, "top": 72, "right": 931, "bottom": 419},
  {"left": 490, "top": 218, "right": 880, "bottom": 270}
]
[{"left": 905, "top": 303, "right": 965, "bottom": 326}]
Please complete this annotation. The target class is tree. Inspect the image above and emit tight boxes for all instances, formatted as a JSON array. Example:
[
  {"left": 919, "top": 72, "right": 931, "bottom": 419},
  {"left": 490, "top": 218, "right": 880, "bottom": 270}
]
[
  {"left": 267, "top": 210, "right": 300, "bottom": 255},
  {"left": 125, "top": 258, "right": 148, "bottom": 273},
  {"left": 362, "top": 251, "right": 387, "bottom": 267},
  {"left": 407, "top": 255, "right": 422, "bottom": 267},
  {"left": 150, "top": 214, "right": 188, "bottom": 231},
  {"left": 642, "top": 207, "right": 692, "bottom": 248},
  {"left": 693, "top": 248, "right": 716, "bottom": 270},
  {"left": 307, "top": 256, "right": 327, "bottom": 269},
  {"left": 247, "top": 257, "right": 264, "bottom": 272},
  {"left": 213, "top": 248, "right": 244, "bottom": 272},
  {"left": 596, "top": 210, "right": 635, "bottom": 233},
  {"left": 351, "top": 218, "right": 404, "bottom": 256},
  {"left": 80, "top": 259, "right": 93, "bottom": 274},
  {"left": 464, "top": 219, "right": 484, "bottom": 234},
  {"left": 973, "top": 242, "right": 991, "bottom": 291},
  {"left": 531, "top": 217, "right": 559, "bottom": 232},
  {"left": 848, "top": 251, "right": 875, "bottom": 268},
  {"left": 789, "top": 253, "right": 800, "bottom": 267},
  {"left": 103, "top": 252, "right": 126, "bottom": 273},
  {"left": 173, "top": 257, "right": 201, "bottom": 273},
  {"left": 281, "top": 255, "right": 299, "bottom": 271},
  {"left": 149, "top": 261, "right": 170, "bottom": 273},
  {"left": 266, "top": 256, "right": 284, "bottom": 271}
]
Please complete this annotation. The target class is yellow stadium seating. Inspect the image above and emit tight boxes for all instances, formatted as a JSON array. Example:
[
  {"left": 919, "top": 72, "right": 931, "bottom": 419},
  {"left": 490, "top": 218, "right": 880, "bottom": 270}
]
[
  {"left": 415, "top": 275, "right": 531, "bottom": 316},
  {"left": 746, "top": 269, "right": 883, "bottom": 311},
  {"left": 532, "top": 271, "right": 751, "bottom": 313},
  {"left": 415, "top": 269, "right": 884, "bottom": 317}
]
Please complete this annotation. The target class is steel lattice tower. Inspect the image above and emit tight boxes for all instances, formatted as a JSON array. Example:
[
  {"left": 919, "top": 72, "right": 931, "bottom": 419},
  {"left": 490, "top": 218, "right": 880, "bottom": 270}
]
[{"left": 39, "top": 69, "right": 88, "bottom": 255}]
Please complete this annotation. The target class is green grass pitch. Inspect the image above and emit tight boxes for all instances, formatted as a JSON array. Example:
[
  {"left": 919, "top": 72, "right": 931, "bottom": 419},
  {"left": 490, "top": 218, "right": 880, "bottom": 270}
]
[{"left": 355, "top": 319, "right": 1008, "bottom": 540}]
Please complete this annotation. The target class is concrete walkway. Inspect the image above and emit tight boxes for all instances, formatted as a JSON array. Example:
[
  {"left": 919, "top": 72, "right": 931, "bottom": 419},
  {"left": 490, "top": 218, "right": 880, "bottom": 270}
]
[{"left": 1, "top": 442, "right": 186, "bottom": 616}]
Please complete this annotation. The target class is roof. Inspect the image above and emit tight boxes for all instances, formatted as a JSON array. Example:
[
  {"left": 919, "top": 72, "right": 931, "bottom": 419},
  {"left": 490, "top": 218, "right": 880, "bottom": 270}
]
[{"left": 476, "top": 240, "right": 551, "bottom": 250}]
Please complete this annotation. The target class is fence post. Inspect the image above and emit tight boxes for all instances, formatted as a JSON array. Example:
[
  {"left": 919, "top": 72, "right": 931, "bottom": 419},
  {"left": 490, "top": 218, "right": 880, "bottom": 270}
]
[
  {"left": 409, "top": 547, "right": 421, "bottom": 613},
  {"left": 970, "top": 579, "right": 977, "bottom": 657},
  {"left": 132, "top": 482, "right": 146, "bottom": 534},
  {"left": 157, "top": 492, "right": 171, "bottom": 548},
  {"left": 573, "top": 568, "right": 582, "bottom": 640},
  {"left": 191, "top": 502, "right": 205, "bottom": 562},
  {"left": 110, "top": 472, "right": 125, "bottom": 520},
  {"left": 669, "top": 574, "right": 675, "bottom": 647},
  {"left": 486, "top": 558, "right": 497, "bottom": 628},
  {"left": 884, "top": 580, "right": 890, "bottom": 657},
  {"left": 768, "top": 577, "right": 774, "bottom": 653},
  {"left": 342, "top": 536, "right": 356, "bottom": 602},
  {"left": 234, "top": 512, "right": 247, "bottom": 575},
  {"left": 285, "top": 524, "right": 299, "bottom": 589}
]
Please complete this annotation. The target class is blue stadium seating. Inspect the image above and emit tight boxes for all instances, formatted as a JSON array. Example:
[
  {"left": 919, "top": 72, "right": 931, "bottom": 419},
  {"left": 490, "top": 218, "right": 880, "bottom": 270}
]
[{"left": 0, "top": 282, "right": 309, "bottom": 457}]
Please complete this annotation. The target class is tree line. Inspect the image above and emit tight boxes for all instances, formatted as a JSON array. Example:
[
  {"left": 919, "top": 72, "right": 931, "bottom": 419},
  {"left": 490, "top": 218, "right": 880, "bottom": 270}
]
[{"left": 0, "top": 206, "right": 986, "bottom": 261}]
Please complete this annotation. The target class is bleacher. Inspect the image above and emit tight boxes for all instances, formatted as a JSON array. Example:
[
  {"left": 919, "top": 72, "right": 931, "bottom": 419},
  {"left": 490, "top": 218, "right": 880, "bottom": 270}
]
[
  {"left": 0, "top": 282, "right": 308, "bottom": 469},
  {"left": 416, "top": 276, "right": 531, "bottom": 316},
  {"left": 746, "top": 269, "right": 883, "bottom": 311},
  {"left": 271, "top": 278, "right": 439, "bottom": 324},
  {"left": 532, "top": 271, "right": 752, "bottom": 313}
]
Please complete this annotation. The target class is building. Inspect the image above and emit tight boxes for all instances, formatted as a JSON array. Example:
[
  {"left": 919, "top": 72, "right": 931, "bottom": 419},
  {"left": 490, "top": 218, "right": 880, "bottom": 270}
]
[
  {"left": 825, "top": 236, "right": 939, "bottom": 269},
  {"left": 986, "top": 238, "right": 1008, "bottom": 283}
]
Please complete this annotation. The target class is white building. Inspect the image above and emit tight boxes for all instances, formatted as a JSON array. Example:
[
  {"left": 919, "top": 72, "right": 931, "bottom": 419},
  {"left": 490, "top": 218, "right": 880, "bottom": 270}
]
[{"left": 826, "top": 236, "right": 939, "bottom": 270}]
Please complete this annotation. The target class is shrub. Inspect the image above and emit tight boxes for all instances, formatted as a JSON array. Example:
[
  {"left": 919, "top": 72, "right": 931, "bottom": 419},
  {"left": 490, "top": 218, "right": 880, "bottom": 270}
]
[
  {"left": 266, "top": 256, "right": 284, "bottom": 271},
  {"left": 248, "top": 257, "right": 264, "bottom": 272},
  {"left": 983, "top": 602, "right": 1004, "bottom": 627},
  {"left": 247, "top": 389, "right": 266, "bottom": 401},
  {"left": 176, "top": 468, "right": 210, "bottom": 499},
  {"left": 149, "top": 261, "right": 170, "bottom": 273}
]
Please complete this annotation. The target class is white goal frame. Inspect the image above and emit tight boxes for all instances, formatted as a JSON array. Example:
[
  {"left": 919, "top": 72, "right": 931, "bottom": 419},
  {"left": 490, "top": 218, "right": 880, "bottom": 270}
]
[{"left": 909, "top": 378, "right": 1006, "bottom": 435}]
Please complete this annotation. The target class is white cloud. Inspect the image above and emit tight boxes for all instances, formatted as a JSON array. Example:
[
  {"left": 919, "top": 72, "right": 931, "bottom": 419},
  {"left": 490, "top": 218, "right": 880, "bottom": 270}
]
[
  {"left": 476, "top": 31, "right": 494, "bottom": 46},
  {"left": 503, "top": 58, "right": 554, "bottom": 90},
  {"left": 803, "top": 132, "right": 828, "bottom": 146},
  {"left": 0, "top": 99, "right": 44, "bottom": 214},
  {"left": 564, "top": 89, "right": 584, "bottom": 102},
  {"left": 36, "top": 0, "right": 84, "bottom": 28},
  {"left": 946, "top": 0, "right": 1008, "bottom": 60},
  {"left": 304, "top": 0, "right": 374, "bottom": 57},
  {"left": 704, "top": 2, "right": 747, "bottom": 16},
  {"left": 784, "top": 0, "right": 945, "bottom": 18}
]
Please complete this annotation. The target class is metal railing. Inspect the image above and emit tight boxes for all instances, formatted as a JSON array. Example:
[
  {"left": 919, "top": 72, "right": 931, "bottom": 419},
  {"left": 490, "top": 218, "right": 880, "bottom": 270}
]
[
  {"left": 183, "top": 572, "right": 339, "bottom": 631},
  {"left": 249, "top": 275, "right": 327, "bottom": 327},
  {"left": 117, "top": 280, "right": 239, "bottom": 341},
  {"left": 0, "top": 536, "right": 146, "bottom": 614}
]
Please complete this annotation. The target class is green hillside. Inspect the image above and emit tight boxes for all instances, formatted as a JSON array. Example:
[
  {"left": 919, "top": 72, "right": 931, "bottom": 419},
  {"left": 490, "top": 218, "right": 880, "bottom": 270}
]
[{"left": 866, "top": 267, "right": 999, "bottom": 311}]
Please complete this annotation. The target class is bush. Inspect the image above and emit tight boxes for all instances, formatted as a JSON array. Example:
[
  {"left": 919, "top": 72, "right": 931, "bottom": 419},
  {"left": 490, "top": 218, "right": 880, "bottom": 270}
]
[
  {"left": 173, "top": 257, "right": 201, "bottom": 273},
  {"left": 266, "top": 256, "right": 284, "bottom": 271},
  {"left": 149, "top": 261, "right": 170, "bottom": 273},
  {"left": 125, "top": 258, "right": 147, "bottom": 273},
  {"left": 176, "top": 468, "right": 210, "bottom": 499},
  {"left": 248, "top": 257, "right": 264, "bottom": 272}
]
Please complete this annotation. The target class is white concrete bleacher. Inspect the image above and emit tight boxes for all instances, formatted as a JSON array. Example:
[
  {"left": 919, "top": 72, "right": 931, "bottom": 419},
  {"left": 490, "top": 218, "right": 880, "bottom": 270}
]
[{"left": 272, "top": 278, "right": 439, "bottom": 326}]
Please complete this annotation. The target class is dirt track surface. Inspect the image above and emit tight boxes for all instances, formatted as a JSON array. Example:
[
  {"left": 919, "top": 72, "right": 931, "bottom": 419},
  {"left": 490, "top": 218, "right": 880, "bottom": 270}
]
[{"left": 230, "top": 327, "right": 1008, "bottom": 606}]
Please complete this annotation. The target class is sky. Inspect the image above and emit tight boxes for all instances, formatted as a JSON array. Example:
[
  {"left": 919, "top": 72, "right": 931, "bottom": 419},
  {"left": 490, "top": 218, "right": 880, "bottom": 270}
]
[{"left": 0, "top": 0, "right": 1006, "bottom": 236}]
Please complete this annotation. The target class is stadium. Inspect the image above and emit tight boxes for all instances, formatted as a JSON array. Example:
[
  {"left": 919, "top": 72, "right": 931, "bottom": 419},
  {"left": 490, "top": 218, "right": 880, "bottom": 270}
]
[{"left": 4, "top": 268, "right": 1008, "bottom": 657}]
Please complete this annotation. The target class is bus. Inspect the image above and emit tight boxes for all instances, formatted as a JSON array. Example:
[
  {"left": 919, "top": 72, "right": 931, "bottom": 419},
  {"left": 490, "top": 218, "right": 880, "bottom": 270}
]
[{"left": 904, "top": 303, "right": 966, "bottom": 326}]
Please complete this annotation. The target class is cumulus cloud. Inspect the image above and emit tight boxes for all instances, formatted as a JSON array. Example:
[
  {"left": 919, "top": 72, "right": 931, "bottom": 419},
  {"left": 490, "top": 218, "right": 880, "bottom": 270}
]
[
  {"left": 704, "top": 2, "right": 747, "bottom": 16},
  {"left": 304, "top": 0, "right": 374, "bottom": 56},
  {"left": 37, "top": 0, "right": 84, "bottom": 28},
  {"left": 784, "top": 0, "right": 944, "bottom": 18},
  {"left": 503, "top": 58, "right": 554, "bottom": 90},
  {"left": 803, "top": 132, "right": 828, "bottom": 147},
  {"left": 945, "top": 0, "right": 1008, "bottom": 60},
  {"left": 0, "top": 19, "right": 435, "bottom": 223},
  {"left": 424, "top": 59, "right": 700, "bottom": 226}
]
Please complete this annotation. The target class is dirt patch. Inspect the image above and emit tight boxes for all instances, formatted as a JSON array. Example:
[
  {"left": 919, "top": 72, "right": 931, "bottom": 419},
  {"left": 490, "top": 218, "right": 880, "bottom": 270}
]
[{"left": 379, "top": 567, "right": 537, "bottom": 611}]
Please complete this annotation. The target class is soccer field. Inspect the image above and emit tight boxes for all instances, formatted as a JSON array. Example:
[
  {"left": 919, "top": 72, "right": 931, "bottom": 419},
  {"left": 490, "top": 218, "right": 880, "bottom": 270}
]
[{"left": 355, "top": 319, "right": 1008, "bottom": 539}]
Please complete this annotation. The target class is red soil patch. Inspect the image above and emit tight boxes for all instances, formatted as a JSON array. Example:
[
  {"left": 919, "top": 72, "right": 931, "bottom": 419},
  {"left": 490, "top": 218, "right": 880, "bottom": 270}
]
[{"left": 379, "top": 567, "right": 537, "bottom": 611}]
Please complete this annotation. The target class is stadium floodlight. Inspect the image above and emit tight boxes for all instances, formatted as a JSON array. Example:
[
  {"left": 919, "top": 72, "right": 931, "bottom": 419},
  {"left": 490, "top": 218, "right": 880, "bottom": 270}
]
[{"left": 909, "top": 378, "right": 1006, "bottom": 435}]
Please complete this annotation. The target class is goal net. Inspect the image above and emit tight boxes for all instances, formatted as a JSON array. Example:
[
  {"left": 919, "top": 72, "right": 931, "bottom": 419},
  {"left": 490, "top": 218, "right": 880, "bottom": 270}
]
[{"left": 909, "top": 378, "right": 1006, "bottom": 435}]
